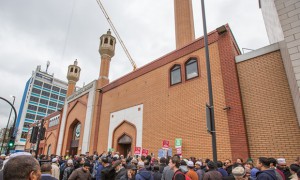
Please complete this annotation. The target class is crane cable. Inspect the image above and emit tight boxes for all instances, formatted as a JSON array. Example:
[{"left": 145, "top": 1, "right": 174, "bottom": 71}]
[{"left": 96, "top": 0, "right": 137, "bottom": 71}]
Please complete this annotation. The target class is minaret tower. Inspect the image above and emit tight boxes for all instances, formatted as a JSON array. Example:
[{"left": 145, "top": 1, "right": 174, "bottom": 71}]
[
  {"left": 98, "top": 29, "right": 116, "bottom": 88},
  {"left": 174, "top": 0, "right": 195, "bottom": 49},
  {"left": 66, "top": 59, "right": 81, "bottom": 97}
]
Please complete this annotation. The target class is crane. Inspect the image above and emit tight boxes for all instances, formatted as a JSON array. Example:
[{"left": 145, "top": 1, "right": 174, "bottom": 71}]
[{"left": 96, "top": 0, "right": 137, "bottom": 71}]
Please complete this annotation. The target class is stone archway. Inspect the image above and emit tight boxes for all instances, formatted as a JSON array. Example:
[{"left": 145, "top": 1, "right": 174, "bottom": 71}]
[
  {"left": 112, "top": 121, "right": 136, "bottom": 157},
  {"left": 66, "top": 120, "right": 81, "bottom": 156}
]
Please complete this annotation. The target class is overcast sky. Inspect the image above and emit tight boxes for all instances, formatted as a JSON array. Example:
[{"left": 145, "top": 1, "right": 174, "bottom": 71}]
[{"left": 0, "top": 0, "right": 269, "bottom": 128}]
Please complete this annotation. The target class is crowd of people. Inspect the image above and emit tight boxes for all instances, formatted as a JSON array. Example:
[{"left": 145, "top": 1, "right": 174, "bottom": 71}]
[{"left": 0, "top": 151, "right": 299, "bottom": 180}]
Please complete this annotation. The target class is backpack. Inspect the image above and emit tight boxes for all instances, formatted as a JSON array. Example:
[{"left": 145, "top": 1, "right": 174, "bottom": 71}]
[{"left": 173, "top": 171, "right": 192, "bottom": 180}]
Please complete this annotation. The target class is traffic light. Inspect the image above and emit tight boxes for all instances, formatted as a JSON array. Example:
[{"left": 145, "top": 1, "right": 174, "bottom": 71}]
[
  {"left": 30, "top": 126, "right": 38, "bottom": 143},
  {"left": 40, "top": 127, "right": 46, "bottom": 140},
  {"left": 8, "top": 139, "right": 14, "bottom": 147}
]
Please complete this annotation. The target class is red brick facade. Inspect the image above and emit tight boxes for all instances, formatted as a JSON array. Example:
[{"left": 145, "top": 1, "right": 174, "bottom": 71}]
[
  {"left": 237, "top": 50, "right": 300, "bottom": 164},
  {"left": 30, "top": 26, "right": 300, "bottom": 164},
  {"left": 95, "top": 26, "right": 248, "bottom": 161}
]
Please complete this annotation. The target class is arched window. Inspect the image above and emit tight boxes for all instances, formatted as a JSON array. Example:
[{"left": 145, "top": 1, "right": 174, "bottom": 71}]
[
  {"left": 75, "top": 68, "right": 78, "bottom": 73},
  {"left": 110, "top": 39, "right": 113, "bottom": 45},
  {"left": 185, "top": 58, "right": 199, "bottom": 80},
  {"left": 170, "top": 65, "right": 182, "bottom": 85},
  {"left": 104, "top": 38, "right": 108, "bottom": 44},
  {"left": 70, "top": 67, "right": 73, "bottom": 72},
  {"left": 73, "top": 123, "right": 81, "bottom": 140}
]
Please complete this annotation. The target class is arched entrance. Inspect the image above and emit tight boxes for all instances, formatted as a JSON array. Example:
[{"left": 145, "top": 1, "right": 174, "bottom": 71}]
[
  {"left": 112, "top": 121, "right": 136, "bottom": 157},
  {"left": 117, "top": 134, "right": 132, "bottom": 157},
  {"left": 70, "top": 122, "right": 81, "bottom": 156}
]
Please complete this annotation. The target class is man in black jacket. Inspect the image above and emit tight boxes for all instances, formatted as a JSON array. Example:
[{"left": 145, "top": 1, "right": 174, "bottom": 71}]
[
  {"left": 101, "top": 157, "right": 115, "bottom": 180},
  {"left": 256, "top": 157, "right": 277, "bottom": 180},
  {"left": 114, "top": 160, "right": 127, "bottom": 180}
]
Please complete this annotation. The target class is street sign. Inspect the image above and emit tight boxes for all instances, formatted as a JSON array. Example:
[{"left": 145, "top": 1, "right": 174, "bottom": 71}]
[
  {"left": 142, "top": 148, "right": 148, "bottom": 156},
  {"left": 175, "top": 138, "right": 182, "bottom": 147},
  {"left": 176, "top": 147, "right": 182, "bottom": 155},
  {"left": 134, "top": 147, "right": 141, "bottom": 155},
  {"left": 158, "top": 149, "right": 165, "bottom": 158},
  {"left": 162, "top": 140, "right": 169, "bottom": 149}
]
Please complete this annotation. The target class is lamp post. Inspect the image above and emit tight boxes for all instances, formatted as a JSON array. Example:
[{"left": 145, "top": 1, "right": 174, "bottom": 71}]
[
  {"left": 0, "top": 96, "right": 15, "bottom": 154},
  {"left": 201, "top": 0, "right": 217, "bottom": 162},
  {"left": 0, "top": 97, "right": 17, "bottom": 155}
]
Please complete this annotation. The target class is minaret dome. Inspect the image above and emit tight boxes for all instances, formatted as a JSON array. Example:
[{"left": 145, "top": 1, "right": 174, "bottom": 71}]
[
  {"left": 66, "top": 59, "right": 81, "bottom": 96},
  {"left": 99, "top": 29, "right": 116, "bottom": 58}
]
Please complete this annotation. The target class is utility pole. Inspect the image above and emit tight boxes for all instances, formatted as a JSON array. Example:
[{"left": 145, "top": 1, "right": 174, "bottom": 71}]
[
  {"left": 201, "top": 0, "right": 217, "bottom": 162},
  {"left": 35, "top": 118, "right": 45, "bottom": 159}
]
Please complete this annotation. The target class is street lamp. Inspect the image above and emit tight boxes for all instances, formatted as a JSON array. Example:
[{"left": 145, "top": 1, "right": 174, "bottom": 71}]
[
  {"left": 201, "top": 0, "right": 217, "bottom": 162},
  {"left": 0, "top": 96, "right": 15, "bottom": 154}
]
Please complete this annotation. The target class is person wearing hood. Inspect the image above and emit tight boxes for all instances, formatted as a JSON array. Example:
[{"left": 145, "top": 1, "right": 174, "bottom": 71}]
[
  {"left": 255, "top": 157, "right": 277, "bottom": 180},
  {"left": 135, "top": 161, "right": 154, "bottom": 180},
  {"left": 179, "top": 160, "right": 188, "bottom": 174}
]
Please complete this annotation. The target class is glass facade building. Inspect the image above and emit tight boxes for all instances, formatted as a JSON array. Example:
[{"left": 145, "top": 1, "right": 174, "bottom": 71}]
[{"left": 15, "top": 65, "right": 68, "bottom": 150}]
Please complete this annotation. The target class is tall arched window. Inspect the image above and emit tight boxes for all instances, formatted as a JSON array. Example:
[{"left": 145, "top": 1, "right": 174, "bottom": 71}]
[
  {"left": 70, "top": 67, "right": 74, "bottom": 72},
  {"left": 110, "top": 39, "right": 113, "bottom": 45},
  {"left": 185, "top": 58, "right": 199, "bottom": 80},
  {"left": 170, "top": 65, "right": 182, "bottom": 85}
]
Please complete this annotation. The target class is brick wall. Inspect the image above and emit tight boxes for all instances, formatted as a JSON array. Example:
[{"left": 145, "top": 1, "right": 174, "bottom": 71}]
[
  {"left": 237, "top": 50, "right": 300, "bottom": 164},
  {"left": 218, "top": 32, "right": 249, "bottom": 160},
  {"left": 97, "top": 40, "right": 235, "bottom": 161}
]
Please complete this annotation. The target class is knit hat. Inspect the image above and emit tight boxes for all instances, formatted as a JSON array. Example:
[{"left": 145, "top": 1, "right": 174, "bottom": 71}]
[
  {"left": 195, "top": 161, "right": 202, "bottom": 166},
  {"left": 137, "top": 161, "right": 144, "bottom": 168},
  {"left": 67, "top": 159, "right": 73, "bottom": 165},
  {"left": 207, "top": 161, "right": 216, "bottom": 169},
  {"left": 277, "top": 158, "right": 286, "bottom": 165},
  {"left": 187, "top": 161, "right": 194, "bottom": 168},
  {"left": 131, "top": 158, "right": 138, "bottom": 164},
  {"left": 52, "top": 158, "right": 58, "bottom": 163},
  {"left": 232, "top": 166, "right": 246, "bottom": 177}
]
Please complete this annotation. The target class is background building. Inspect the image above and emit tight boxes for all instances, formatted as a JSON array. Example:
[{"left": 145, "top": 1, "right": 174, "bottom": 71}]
[
  {"left": 15, "top": 65, "right": 68, "bottom": 150},
  {"left": 260, "top": 0, "right": 300, "bottom": 125},
  {"left": 25, "top": 110, "right": 63, "bottom": 156}
]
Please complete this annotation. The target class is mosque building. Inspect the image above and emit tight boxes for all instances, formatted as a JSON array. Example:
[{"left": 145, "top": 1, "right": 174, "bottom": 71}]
[{"left": 25, "top": 0, "right": 300, "bottom": 164}]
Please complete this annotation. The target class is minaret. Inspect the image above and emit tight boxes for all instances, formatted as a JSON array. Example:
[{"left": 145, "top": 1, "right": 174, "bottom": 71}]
[
  {"left": 98, "top": 29, "right": 116, "bottom": 88},
  {"left": 66, "top": 59, "right": 81, "bottom": 97},
  {"left": 174, "top": 0, "right": 195, "bottom": 49}
]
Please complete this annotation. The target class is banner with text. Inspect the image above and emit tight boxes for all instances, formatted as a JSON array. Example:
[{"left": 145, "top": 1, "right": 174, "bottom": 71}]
[{"left": 134, "top": 147, "right": 141, "bottom": 155}]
